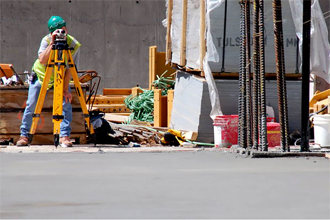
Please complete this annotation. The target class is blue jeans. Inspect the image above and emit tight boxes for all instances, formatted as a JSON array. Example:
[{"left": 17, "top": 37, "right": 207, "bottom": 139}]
[{"left": 20, "top": 78, "right": 72, "bottom": 137}]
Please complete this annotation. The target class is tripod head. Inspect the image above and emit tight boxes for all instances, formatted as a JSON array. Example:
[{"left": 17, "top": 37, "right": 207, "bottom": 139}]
[{"left": 53, "top": 39, "right": 69, "bottom": 50}]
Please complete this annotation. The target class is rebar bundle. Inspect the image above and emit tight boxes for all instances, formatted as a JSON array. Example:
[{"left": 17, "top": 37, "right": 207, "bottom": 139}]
[{"left": 239, "top": 0, "right": 268, "bottom": 151}]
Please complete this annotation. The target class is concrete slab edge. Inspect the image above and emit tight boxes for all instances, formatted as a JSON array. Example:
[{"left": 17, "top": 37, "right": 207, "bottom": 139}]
[
  {"left": 211, "top": 146, "right": 329, "bottom": 159},
  {"left": 0, "top": 145, "right": 204, "bottom": 154}
]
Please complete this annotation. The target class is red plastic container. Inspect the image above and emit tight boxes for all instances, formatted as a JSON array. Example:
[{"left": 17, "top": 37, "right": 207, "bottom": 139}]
[
  {"left": 213, "top": 115, "right": 280, "bottom": 148},
  {"left": 213, "top": 115, "right": 238, "bottom": 148},
  {"left": 267, "top": 122, "right": 281, "bottom": 148}
]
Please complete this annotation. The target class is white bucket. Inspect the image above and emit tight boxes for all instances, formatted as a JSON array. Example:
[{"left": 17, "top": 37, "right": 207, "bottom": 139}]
[{"left": 313, "top": 114, "right": 330, "bottom": 148}]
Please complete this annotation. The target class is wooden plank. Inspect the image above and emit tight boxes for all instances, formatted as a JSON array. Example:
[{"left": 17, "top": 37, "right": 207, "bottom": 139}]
[
  {"left": 200, "top": 0, "right": 206, "bottom": 76},
  {"left": 92, "top": 95, "right": 126, "bottom": 104},
  {"left": 103, "top": 88, "right": 132, "bottom": 95},
  {"left": 149, "top": 46, "right": 176, "bottom": 89},
  {"left": 180, "top": 0, "right": 188, "bottom": 66},
  {"left": 166, "top": 0, "right": 173, "bottom": 63},
  {"left": 0, "top": 64, "right": 14, "bottom": 78},
  {"left": 104, "top": 113, "right": 130, "bottom": 123},
  {"left": 91, "top": 104, "right": 131, "bottom": 113},
  {"left": 149, "top": 46, "right": 157, "bottom": 89},
  {"left": 167, "top": 89, "right": 174, "bottom": 127},
  {"left": 0, "top": 84, "right": 88, "bottom": 109},
  {"left": 154, "top": 89, "right": 168, "bottom": 127},
  {"left": 131, "top": 87, "right": 144, "bottom": 97},
  {"left": 0, "top": 111, "right": 86, "bottom": 134}
]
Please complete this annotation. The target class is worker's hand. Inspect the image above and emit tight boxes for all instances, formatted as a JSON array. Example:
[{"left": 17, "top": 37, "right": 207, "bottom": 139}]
[
  {"left": 51, "top": 31, "right": 57, "bottom": 44},
  {"left": 63, "top": 90, "right": 72, "bottom": 103}
]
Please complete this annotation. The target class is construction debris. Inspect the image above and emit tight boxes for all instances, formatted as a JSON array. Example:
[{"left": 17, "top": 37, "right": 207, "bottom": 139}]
[{"left": 103, "top": 121, "right": 164, "bottom": 146}]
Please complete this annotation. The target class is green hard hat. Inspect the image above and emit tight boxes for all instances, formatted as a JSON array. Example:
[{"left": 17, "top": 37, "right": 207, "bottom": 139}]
[{"left": 47, "top": 16, "right": 66, "bottom": 33}]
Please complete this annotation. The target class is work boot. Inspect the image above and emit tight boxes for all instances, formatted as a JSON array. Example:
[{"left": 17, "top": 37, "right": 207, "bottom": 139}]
[
  {"left": 16, "top": 136, "right": 29, "bottom": 146},
  {"left": 60, "top": 136, "right": 73, "bottom": 148}
]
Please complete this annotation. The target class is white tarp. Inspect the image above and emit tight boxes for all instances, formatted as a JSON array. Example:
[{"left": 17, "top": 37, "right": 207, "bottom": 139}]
[
  {"left": 166, "top": 0, "right": 330, "bottom": 120},
  {"left": 204, "top": 0, "right": 224, "bottom": 118},
  {"left": 289, "top": 0, "right": 330, "bottom": 83},
  {"left": 186, "top": 0, "right": 201, "bottom": 69}
]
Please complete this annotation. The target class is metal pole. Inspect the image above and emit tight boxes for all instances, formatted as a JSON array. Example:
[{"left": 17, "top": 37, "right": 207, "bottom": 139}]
[
  {"left": 221, "top": 0, "right": 228, "bottom": 72},
  {"left": 301, "top": 0, "right": 311, "bottom": 152},
  {"left": 295, "top": 37, "right": 300, "bottom": 74}
]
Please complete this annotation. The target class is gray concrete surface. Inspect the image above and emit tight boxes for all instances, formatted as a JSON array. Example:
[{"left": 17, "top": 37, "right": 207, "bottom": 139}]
[{"left": 1, "top": 150, "right": 329, "bottom": 219}]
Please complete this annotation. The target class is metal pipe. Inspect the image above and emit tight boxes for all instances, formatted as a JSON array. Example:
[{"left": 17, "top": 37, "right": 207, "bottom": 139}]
[
  {"left": 301, "top": 0, "right": 311, "bottom": 152},
  {"left": 295, "top": 36, "right": 300, "bottom": 74},
  {"left": 221, "top": 0, "right": 228, "bottom": 72}
]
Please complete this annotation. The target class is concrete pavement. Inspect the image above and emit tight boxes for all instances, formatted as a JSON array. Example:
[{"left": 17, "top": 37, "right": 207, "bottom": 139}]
[{"left": 1, "top": 150, "right": 329, "bottom": 219}]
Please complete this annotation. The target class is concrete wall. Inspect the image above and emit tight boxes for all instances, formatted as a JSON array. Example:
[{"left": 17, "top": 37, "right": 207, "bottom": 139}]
[
  {"left": 0, "top": 0, "right": 167, "bottom": 90},
  {"left": 1, "top": 0, "right": 329, "bottom": 91},
  {"left": 319, "top": 0, "right": 330, "bottom": 42}
]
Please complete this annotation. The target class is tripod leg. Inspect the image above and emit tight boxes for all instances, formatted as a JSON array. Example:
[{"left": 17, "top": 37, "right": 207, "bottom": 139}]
[
  {"left": 54, "top": 134, "right": 60, "bottom": 147},
  {"left": 53, "top": 50, "right": 66, "bottom": 147},
  {"left": 66, "top": 50, "right": 96, "bottom": 145},
  {"left": 28, "top": 52, "right": 55, "bottom": 144}
]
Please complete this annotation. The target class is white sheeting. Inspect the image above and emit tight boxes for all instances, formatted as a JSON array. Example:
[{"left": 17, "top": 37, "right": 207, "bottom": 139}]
[
  {"left": 289, "top": 0, "right": 330, "bottom": 83},
  {"left": 204, "top": 0, "right": 224, "bottom": 118}
]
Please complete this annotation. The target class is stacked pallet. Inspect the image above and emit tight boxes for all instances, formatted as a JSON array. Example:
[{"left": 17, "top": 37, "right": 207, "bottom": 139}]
[
  {"left": 90, "top": 88, "right": 132, "bottom": 113},
  {"left": 88, "top": 87, "right": 146, "bottom": 123}
]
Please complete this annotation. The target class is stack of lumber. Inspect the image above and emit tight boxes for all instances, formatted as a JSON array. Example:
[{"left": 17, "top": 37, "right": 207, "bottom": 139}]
[
  {"left": 0, "top": 84, "right": 89, "bottom": 144},
  {"left": 108, "top": 121, "right": 166, "bottom": 146}
]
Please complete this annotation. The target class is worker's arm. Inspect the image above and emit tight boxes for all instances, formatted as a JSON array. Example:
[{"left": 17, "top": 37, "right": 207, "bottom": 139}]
[
  {"left": 38, "top": 32, "right": 58, "bottom": 65},
  {"left": 63, "top": 68, "right": 72, "bottom": 103},
  {"left": 38, "top": 43, "right": 53, "bottom": 65}
]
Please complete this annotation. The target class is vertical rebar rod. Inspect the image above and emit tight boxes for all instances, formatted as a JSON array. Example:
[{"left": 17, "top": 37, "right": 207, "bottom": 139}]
[
  {"left": 278, "top": 2, "right": 290, "bottom": 152},
  {"left": 273, "top": 0, "right": 290, "bottom": 152},
  {"left": 245, "top": 0, "right": 252, "bottom": 148},
  {"left": 252, "top": 0, "right": 260, "bottom": 150},
  {"left": 238, "top": 0, "right": 247, "bottom": 148},
  {"left": 259, "top": 0, "right": 268, "bottom": 151},
  {"left": 301, "top": 0, "right": 311, "bottom": 152}
]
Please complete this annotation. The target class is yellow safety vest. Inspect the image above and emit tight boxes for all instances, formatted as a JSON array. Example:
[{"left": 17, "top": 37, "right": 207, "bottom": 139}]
[{"left": 32, "top": 34, "right": 81, "bottom": 89}]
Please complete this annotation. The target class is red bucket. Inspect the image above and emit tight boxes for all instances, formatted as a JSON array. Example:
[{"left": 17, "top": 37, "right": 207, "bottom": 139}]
[{"left": 213, "top": 115, "right": 238, "bottom": 148}]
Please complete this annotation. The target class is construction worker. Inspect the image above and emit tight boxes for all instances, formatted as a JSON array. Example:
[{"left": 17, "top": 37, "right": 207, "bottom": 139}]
[{"left": 16, "top": 15, "right": 81, "bottom": 147}]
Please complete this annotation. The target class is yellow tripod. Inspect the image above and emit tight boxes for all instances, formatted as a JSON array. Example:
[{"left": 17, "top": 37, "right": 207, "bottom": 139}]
[{"left": 28, "top": 40, "right": 95, "bottom": 147}]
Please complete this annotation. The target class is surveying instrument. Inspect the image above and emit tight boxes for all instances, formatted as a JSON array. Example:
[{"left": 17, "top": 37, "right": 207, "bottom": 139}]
[{"left": 28, "top": 30, "right": 95, "bottom": 147}]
